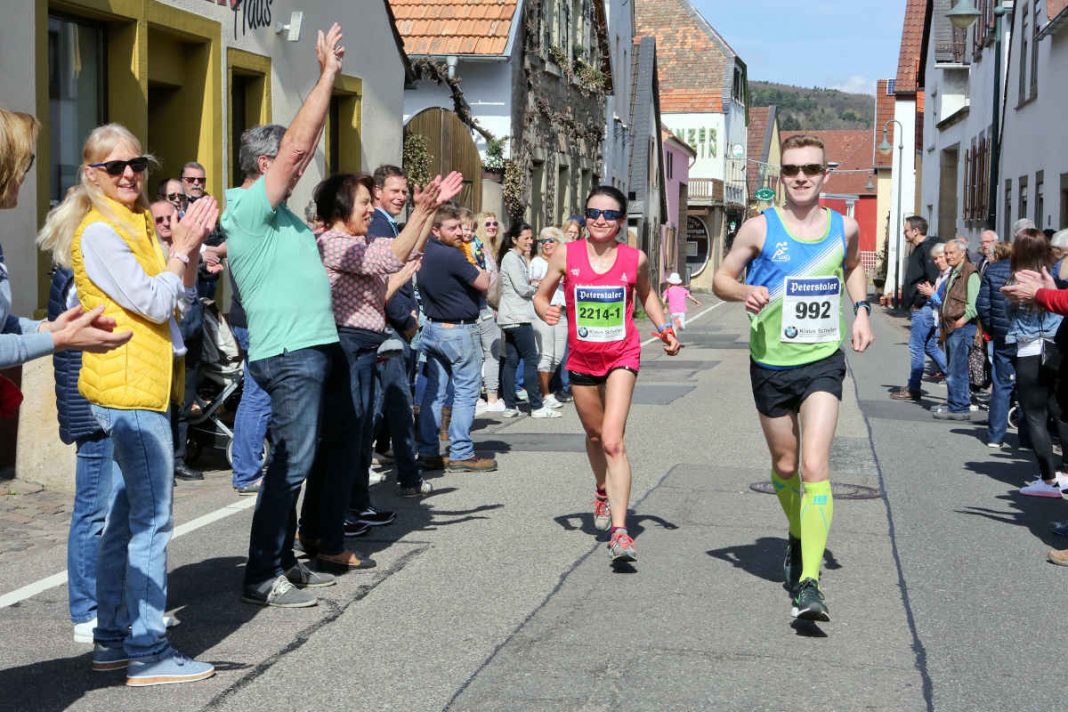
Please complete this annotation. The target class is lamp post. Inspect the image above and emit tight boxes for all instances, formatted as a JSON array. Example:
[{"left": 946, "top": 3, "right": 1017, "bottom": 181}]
[
  {"left": 948, "top": 0, "right": 1012, "bottom": 231},
  {"left": 878, "top": 119, "right": 905, "bottom": 308}
]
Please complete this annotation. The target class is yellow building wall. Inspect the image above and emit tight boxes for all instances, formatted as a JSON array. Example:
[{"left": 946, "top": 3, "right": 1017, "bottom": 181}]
[{"left": 875, "top": 170, "right": 893, "bottom": 254}]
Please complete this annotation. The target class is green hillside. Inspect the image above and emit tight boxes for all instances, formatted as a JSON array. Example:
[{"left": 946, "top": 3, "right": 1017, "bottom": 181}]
[{"left": 749, "top": 81, "right": 875, "bottom": 130}]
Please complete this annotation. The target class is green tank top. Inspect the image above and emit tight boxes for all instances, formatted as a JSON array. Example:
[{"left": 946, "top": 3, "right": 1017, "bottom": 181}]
[{"left": 744, "top": 208, "right": 848, "bottom": 368}]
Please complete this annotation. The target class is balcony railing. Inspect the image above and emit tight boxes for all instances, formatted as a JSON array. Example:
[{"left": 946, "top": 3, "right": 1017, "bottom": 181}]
[{"left": 689, "top": 178, "right": 723, "bottom": 205}]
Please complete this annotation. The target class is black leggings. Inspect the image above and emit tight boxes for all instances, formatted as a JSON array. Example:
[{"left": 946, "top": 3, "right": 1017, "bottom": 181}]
[
  {"left": 502, "top": 323, "right": 543, "bottom": 410},
  {"left": 1014, "top": 355, "right": 1068, "bottom": 480}
]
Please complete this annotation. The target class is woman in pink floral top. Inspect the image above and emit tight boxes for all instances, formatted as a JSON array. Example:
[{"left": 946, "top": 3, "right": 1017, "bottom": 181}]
[{"left": 299, "top": 171, "right": 462, "bottom": 573}]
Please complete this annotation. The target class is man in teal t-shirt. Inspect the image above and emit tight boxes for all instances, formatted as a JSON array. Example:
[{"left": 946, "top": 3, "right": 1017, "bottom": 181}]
[{"left": 225, "top": 24, "right": 362, "bottom": 610}]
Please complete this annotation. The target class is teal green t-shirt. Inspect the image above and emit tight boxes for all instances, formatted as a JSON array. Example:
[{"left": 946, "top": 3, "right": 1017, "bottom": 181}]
[{"left": 222, "top": 177, "right": 337, "bottom": 362}]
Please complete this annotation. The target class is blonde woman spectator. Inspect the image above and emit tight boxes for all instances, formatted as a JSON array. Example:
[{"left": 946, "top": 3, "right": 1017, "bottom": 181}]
[
  {"left": 563, "top": 216, "right": 583, "bottom": 242},
  {"left": 530, "top": 226, "right": 568, "bottom": 408},
  {"left": 474, "top": 211, "right": 504, "bottom": 410}
]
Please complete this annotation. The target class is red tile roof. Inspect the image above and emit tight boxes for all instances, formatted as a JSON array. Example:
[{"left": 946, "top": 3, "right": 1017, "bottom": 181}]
[
  {"left": 896, "top": 0, "right": 928, "bottom": 94},
  {"left": 635, "top": 0, "right": 736, "bottom": 114},
  {"left": 874, "top": 79, "right": 895, "bottom": 169},
  {"left": 781, "top": 130, "right": 875, "bottom": 196},
  {"left": 388, "top": 0, "right": 519, "bottom": 56}
]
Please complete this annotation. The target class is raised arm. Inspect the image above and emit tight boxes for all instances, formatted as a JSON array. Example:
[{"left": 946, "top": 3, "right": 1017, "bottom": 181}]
[
  {"left": 263, "top": 24, "right": 345, "bottom": 208},
  {"left": 390, "top": 172, "right": 463, "bottom": 261}
]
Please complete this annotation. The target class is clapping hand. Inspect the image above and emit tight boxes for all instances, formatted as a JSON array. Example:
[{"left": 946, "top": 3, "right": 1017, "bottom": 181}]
[
  {"left": 1002, "top": 267, "right": 1056, "bottom": 304},
  {"left": 316, "top": 23, "right": 345, "bottom": 76},
  {"left": 171, "top": 196, "right": 218, "bottom": 257},
  {"left": 917, "top": 280, "right": 934, "bottom": 297},
  {"left": 412, "top": 171, "right": 465, "bottom": 213},
  {"left": 44, "top": 305, "right": 133, "bottom": 353}
]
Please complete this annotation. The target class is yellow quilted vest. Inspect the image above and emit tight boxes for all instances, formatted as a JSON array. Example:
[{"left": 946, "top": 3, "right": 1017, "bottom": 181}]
[{"left": 70, "top": 199, "right": 178, "bottom": 412}]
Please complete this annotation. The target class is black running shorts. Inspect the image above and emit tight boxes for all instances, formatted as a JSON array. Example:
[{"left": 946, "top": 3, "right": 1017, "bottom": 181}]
[
  {"left": 749, "top": 349, "right": 846, "bottom": 417},
  {"left": 568, "top": 366, "right": 639, "bottom": 387}
]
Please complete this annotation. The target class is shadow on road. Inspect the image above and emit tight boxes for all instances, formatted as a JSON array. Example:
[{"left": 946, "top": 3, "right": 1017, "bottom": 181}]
[
  {"left": 0, "top": 556, "right": 258, "bottom": 712},
  {"left": 956, "top": 492, "right": 1065, "bottom": 548},
  {"left": 705, "top": 537, "right": 842, "bottom": 585},
  {"left": 552, "top": 510, "right": 678, "bottom": 539}
]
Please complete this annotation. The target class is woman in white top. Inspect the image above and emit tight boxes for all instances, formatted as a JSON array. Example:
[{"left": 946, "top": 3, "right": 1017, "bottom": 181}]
[{"left": 529, "top": 226, "right": 568, "bottom": 408}]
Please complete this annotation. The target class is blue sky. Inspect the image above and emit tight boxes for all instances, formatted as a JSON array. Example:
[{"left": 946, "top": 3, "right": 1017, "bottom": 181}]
[{"left": 690, "top": 0, "right": 908, "bottom": 94}]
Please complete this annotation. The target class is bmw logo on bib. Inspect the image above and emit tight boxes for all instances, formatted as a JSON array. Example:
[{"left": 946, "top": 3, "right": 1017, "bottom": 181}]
[
  {"left": 578, "top": 326, "right": 589, "bottom": 338},
  {"left": 783, "top": 326, "right": 799, "bottom": 339}
]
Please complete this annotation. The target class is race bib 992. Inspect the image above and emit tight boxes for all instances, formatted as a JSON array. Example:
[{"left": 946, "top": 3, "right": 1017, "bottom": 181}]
[{"left": 780, "top": 276, "right": 841, "bottom": 343}]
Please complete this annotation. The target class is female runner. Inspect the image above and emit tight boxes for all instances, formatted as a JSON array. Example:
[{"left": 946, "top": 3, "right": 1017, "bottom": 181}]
[{"left": 534, "top": 186, "right": 680, "bottom": 565}]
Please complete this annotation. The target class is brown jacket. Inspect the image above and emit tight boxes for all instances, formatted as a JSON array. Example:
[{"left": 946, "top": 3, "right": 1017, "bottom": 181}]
[{"left": 941, "top": 260, "right": 977, "bottom": 334}]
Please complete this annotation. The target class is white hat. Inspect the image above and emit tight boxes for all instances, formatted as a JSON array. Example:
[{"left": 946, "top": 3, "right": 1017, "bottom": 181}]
[{"left": 667, "top": 272, "right": 682, "bottom": 285}]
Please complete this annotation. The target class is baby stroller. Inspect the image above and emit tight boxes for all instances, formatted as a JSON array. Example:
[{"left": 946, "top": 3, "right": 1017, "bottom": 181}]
[{"left": 184, "top": 300, "right": 271, "bottom": 469}]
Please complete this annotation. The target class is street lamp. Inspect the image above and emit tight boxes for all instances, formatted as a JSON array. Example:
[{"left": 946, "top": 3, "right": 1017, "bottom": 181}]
[
  {"left": 948, "top": 1, "right": 1012, "bottom": 230},
  {"left": 879, "top": 119, "right": 904, "bottom": 308}
]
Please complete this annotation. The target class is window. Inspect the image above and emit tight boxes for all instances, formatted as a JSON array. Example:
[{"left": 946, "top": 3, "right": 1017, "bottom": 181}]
[
  {"left": 1019, "top": 175, "right": 1029, "bottom": 224},
  {"left": 1004, "top": 178, "right": 1012, "bottom": 240},
  {"left": 48, "top": 15, "right": 106, "bottom": 206},
  {"left": 1036, "top": 170, "right": 1045, "bottom": 226},
  {"left": 666, "top": 151, "right": 674, "bottom": 180},
  {"left": 1030, "top": 0, "right": 1040, "bottom": 98},
  {"left": 1019, "top": 9, "right": 1030, "bottom": 101}
]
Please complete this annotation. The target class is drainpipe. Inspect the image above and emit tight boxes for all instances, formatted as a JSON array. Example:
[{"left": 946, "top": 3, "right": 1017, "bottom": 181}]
[
  {"left": 987, "top": 2, "right": 1013, "bottom": 231},
  {"left": 446, "top": 55, "right": 458, "bottom": 79}
]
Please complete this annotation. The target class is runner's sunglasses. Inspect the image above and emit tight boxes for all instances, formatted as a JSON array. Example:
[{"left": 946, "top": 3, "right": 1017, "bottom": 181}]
[
  {"left": 585, "top": 208, "right": 625, "bottom": 221},
  {"left": 781, "top": 163, "right": 826, "bottom": 177},
  {"left": 90, "top": 157, "right": 149, "bottom": 176}
]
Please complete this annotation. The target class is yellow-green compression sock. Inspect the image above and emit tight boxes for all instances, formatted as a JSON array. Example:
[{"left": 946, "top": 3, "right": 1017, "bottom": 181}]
[
  {"left": 799, "top": 479, "right": 833, "bottom": 582},
  {"left": 770, "top": 470, "right": 801, "bottom": 539}
]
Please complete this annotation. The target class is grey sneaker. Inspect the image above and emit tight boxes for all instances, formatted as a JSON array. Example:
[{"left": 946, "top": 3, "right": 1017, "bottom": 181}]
[
  {"left": 791, "top": 578, "right": 830, "bottom": 622},
  {"left": 783, "top": 535, "right": 802, "bottom": 595},
  {"left": 234, "top": 479, "right": 261, "bottom": 496},
  {"left": 608, "top": 529, "right": 637, "bottom": 563},
  {"left": 126, "top": 648, "right": 215, "bottom": 687},
  {"left": 241, "top": 575, "right": 318, "bottom": 608},
  {"left": 285, "top": 561, "right": 337, "bottom": 589},
  {"left": 399, "top": 478, "right": 433, "bottom": 497},
  {"left": 91, "top": 643, "right": 129, "bottom": 672}
]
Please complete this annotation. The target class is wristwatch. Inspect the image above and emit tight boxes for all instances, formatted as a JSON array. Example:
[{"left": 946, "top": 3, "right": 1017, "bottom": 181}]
[{"left": 853, "top": 300, "right": 872, "bottom": 315}]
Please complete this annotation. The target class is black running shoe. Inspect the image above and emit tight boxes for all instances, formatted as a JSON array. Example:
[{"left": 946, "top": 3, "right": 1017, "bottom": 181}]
[
  {"left": 791, "top": 578, "right": 830, "bottom": 622},
  {"left": 352, "top": 506, "right": 397, "bottom": 527},
  {"left": 783, "top": 535, "right": 802, "bottom": 595}
]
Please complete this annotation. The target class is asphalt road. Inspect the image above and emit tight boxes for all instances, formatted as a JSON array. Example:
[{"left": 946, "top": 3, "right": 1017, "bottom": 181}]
[{"left": 0, "top": 303, "right": 1059, "bottom": 711}]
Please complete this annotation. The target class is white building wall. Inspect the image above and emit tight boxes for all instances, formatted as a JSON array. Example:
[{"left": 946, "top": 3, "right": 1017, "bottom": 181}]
[
  {"left": 886, "top": 97, "right": 917, "bottom": 298},
  {"left": 602, "top": 0, "right": 633, "bottom": 190},
  {"left": 662, "top": 113, "right": 727, "bottom": 181},
  {"left": 402, "top": 59, "right": 515, "bottom": 158},
  {"left": 724, "top": 98, "right": 748, "bottom": 205},
  {"left": 1000, "top": 18, "right": 1068, "bottom": 233}
]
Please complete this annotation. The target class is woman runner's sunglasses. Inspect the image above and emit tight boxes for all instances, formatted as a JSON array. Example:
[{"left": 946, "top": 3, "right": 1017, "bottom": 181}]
[
  {"left": 781, "top": 163, "right": 826, "bottom": 177},
  {"left": 585, "top": 208, "right": 625, "bottom": 221},
  {"left": 90, "top": 157, "right": 149, "bottom": 176}
]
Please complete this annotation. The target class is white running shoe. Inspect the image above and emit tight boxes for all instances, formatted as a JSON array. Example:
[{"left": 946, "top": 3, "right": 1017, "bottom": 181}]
[
  {"left": 475, "top": 399, "right": 489, "bottom": 414},
  {"left": 1020, "top": 479, "right": 1064, "bottom": 498},
  {"left": 369, "top": 469, "right": 387, "bottom": 486},
  {"left": 501, "top": 408, "right": 522, "bottom": 418},
  {"left": 530, "top": 406, "right": 562, "bottom": 419},
  {"left": 543, "top": 394, "right": 564, "bottom": 409},
  {"left": 515, "top": 390, "right": 529, "bottom": 402},
  {"left": 1055, "top": 472, "right": 1068, "bottom": 489},
  {"left": 483, "top": 400, "right": 506, "bottom": 413}
]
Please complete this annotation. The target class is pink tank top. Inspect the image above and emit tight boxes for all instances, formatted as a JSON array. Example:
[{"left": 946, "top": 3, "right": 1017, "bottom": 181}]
[{"left": 564, "top": 240, "right": 642, "bottom": 376}]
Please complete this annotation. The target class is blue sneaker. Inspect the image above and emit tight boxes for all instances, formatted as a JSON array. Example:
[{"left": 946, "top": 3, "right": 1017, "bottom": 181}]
[
  {"left": 126, "top": 648, "right": 215, "bottom": 687},
  {"left": 91, "top": 643, "right": 129, "bottom": 672}
]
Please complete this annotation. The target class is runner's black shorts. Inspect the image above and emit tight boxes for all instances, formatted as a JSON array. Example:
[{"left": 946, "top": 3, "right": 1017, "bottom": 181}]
[
  {"left": 749, "top": 349, "right": 846, "bottom": 417},
  {"left": 568, "top": 366, "right": 639, "bottom": 387}
]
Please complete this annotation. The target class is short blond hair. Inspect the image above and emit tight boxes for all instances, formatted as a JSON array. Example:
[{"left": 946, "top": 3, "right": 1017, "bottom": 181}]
[
  {"left": 781, "top": 134, "right": 826, "bottom": 160},
  {"left": 0, "top": 108, "right": 40, "bottom": 201}
]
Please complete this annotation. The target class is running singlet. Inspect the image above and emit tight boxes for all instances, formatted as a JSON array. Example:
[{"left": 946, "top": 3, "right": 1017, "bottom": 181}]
[
  {"left": 745, "top": 207, "right": 847, "bottom": 368},
  {"left": 564, "top": 240, "right": 642, "bottom": 376}
]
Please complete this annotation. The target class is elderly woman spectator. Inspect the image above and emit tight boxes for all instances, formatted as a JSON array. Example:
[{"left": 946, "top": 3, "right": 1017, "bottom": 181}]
[
  {"left": 977, "top": 241, "right": 1015, "bottom": 447},
  {"left": 1048, "top": 229, "right": 1068, "bottom": 288},
  {"left": 299, "top": 171, "right": 461, "bottom": 571},
  {"left": 36, "top": 122, "right": 216, "bottom": 685},
  {"left": 497, "top": 223, "right": 560, "bottom": 419},
  {"left": 998, "top": 230, "right": 1068, "bottom": 496},
  {"left": 933, "top": 237, "right": 980, "bottom": 420},
  {"left": 0, "top": 108, "right": 129, "bottom": 369},
  {"left": 529, "top": 226, "right": 568, "bottom": 409}
]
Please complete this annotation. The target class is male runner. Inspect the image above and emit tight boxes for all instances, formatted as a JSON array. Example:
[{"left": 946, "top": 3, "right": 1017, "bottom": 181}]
[{"left": 713, "top": 134, "right": 873, "bottom": 621}]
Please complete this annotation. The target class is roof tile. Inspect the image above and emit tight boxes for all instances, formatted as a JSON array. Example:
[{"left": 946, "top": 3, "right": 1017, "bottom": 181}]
[
  {"left": 896, "top": 0, "right": 928, "bottom": 93},
  {"left": 388, "top": 0, "right": 518, "bottom": 56}
]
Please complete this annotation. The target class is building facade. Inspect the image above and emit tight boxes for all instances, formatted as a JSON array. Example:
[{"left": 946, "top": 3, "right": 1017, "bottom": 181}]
[
  {"left": 661, "top": 127, "right": 695, "bottom": 283},
  {"left": 602, "top": 0, "right": 634, "bottom": 191},
  {"left": 1, "top": 0, "right": 408, "bottom": 486}
]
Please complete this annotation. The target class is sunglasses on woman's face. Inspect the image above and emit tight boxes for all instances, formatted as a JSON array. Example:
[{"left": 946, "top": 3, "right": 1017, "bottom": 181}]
[
  {"left": 484, "top": 220, "right": 498, "bottom": 227},
  {"left": 166, "top": 192, "right": 184, "bottom": 202},
  {"left": 90, "top": 157, "right": 149, "bottom": 176},
  {"left": 537, "top": 238, "right": 557, "bottom": 244},
  {"left": 585, "top": 208, "right": 625, "bottom": 221},
  {"left": 780, "top": 163, "right": 825, "bottom": 177}
]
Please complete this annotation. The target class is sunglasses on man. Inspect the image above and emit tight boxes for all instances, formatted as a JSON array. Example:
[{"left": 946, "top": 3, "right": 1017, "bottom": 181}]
[
  {"left": 154, "top": 215, "right": 172, "bottom": 224},
  {"left": 166, "top": 192, "right": 185, "bottom": 202},
  {"left": 585, "top": 208, "right": 625, "bottom": 221},
  {"left": 90, "top": 157, "right": 149, "bottom": 176},
  {"left": 182, "top": 176, "right": 206, "bottom": 185},
  {"left": 781, "top": 163, "right": 826, "bottom": 177}
]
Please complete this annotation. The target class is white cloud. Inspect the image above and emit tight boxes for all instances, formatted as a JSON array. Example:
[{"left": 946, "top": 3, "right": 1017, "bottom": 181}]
[{"left": 831, "top": 75, "right": 876, "bottom": 95}]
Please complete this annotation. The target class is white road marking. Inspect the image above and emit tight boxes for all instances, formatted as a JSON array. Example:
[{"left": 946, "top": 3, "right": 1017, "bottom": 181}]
[
  {"left": 1, "top": 299, "right": 730, "bottom": 610},
  {"left": 0, "top": 497, "right": 255, "bottom": 609}
]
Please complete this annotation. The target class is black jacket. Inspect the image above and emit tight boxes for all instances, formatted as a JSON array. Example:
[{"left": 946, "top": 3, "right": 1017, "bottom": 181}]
[
  {"left": 903, "top": 237, "right": 942, "bottom": 309},
  {"left": 976, "top": 260, "right": 1012, "bottom": 340}
]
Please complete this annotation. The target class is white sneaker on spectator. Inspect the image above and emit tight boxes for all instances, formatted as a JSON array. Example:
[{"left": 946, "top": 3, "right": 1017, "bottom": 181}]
[
  {"left": 501, "top": 408, "right": 521, "bottom": 418},
  {"left": 483, "top": 400, "right": 506, "bottom": 413},
  {"left": 1055, "top": 472, "right": 1068, "bottom": 489},
  {"left": 1020, "top": 479, "right": 1064, "bottom": 498},
  {"left": 515, "top": 390, "right": 529, "bottom": 402},
  {"left": 369, "top": 469, "right": 387, "bottom": 486},
  {"left": 543, "top": 394, "right": 564, "bottom": 409},
  {"left": 475, "top": 399, "right": 489, "bottom": 414},
  {"left": 531, "top": 406, "right": 562, "bottom": 419}
]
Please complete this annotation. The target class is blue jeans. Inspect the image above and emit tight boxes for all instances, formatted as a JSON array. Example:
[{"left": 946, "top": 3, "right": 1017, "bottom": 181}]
[
  {"left": 987, "top": 338, "right": 1016, "bottom": 444},
  {"left": 67, "top": 433, "right": 119, "bottom": 624},
  {"left": 945, "top": 323, "right": 978, "bottom": 413},
  {"left": 907, "top": 306, "right": 948, "bottom": 392},
  {"left": 231, "top": 326, "right": 272, "bottom": 488},
  {"left": 417, "top": 321, "right": 482, "bottom": 461},
  {"left": 375, "top": 338, "right": 421, "bottom": 487},
  {"left": 90, "top": 406, "right": 173, "bottom": 658},
  {"left": 245, "top": 345, "right": 330, "bottom": 587},
  {"left": 502, "top": 324, "right": 542, "bottom": 410}
]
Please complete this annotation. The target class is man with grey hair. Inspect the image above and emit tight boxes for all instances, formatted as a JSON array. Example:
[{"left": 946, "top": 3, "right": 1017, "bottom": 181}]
[
  {"left": 223, "top": 24, "right": 357, "bottom": 609},
  {"left": 1013, "top": 218, "right": 1037, "bottom": 238},
  {"left": 977, "top": 229, "right": 998, "bottom": 275},
  {"left": 933, "top": 237, "right": 980, "bottom": 419}
]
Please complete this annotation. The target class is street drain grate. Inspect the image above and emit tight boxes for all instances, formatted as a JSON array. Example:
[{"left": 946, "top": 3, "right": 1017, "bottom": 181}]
[{"left": 749, "top": 482, "right": 881, "bottom": 500}]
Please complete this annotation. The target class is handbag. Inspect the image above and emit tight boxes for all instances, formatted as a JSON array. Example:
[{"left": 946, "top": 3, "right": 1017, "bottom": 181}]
[
  {"left": 968, "top": 340, "right": 991, "bottom": 389},
  {"left": 485, "top": 269, "right": 502, "bottom": 310}
]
